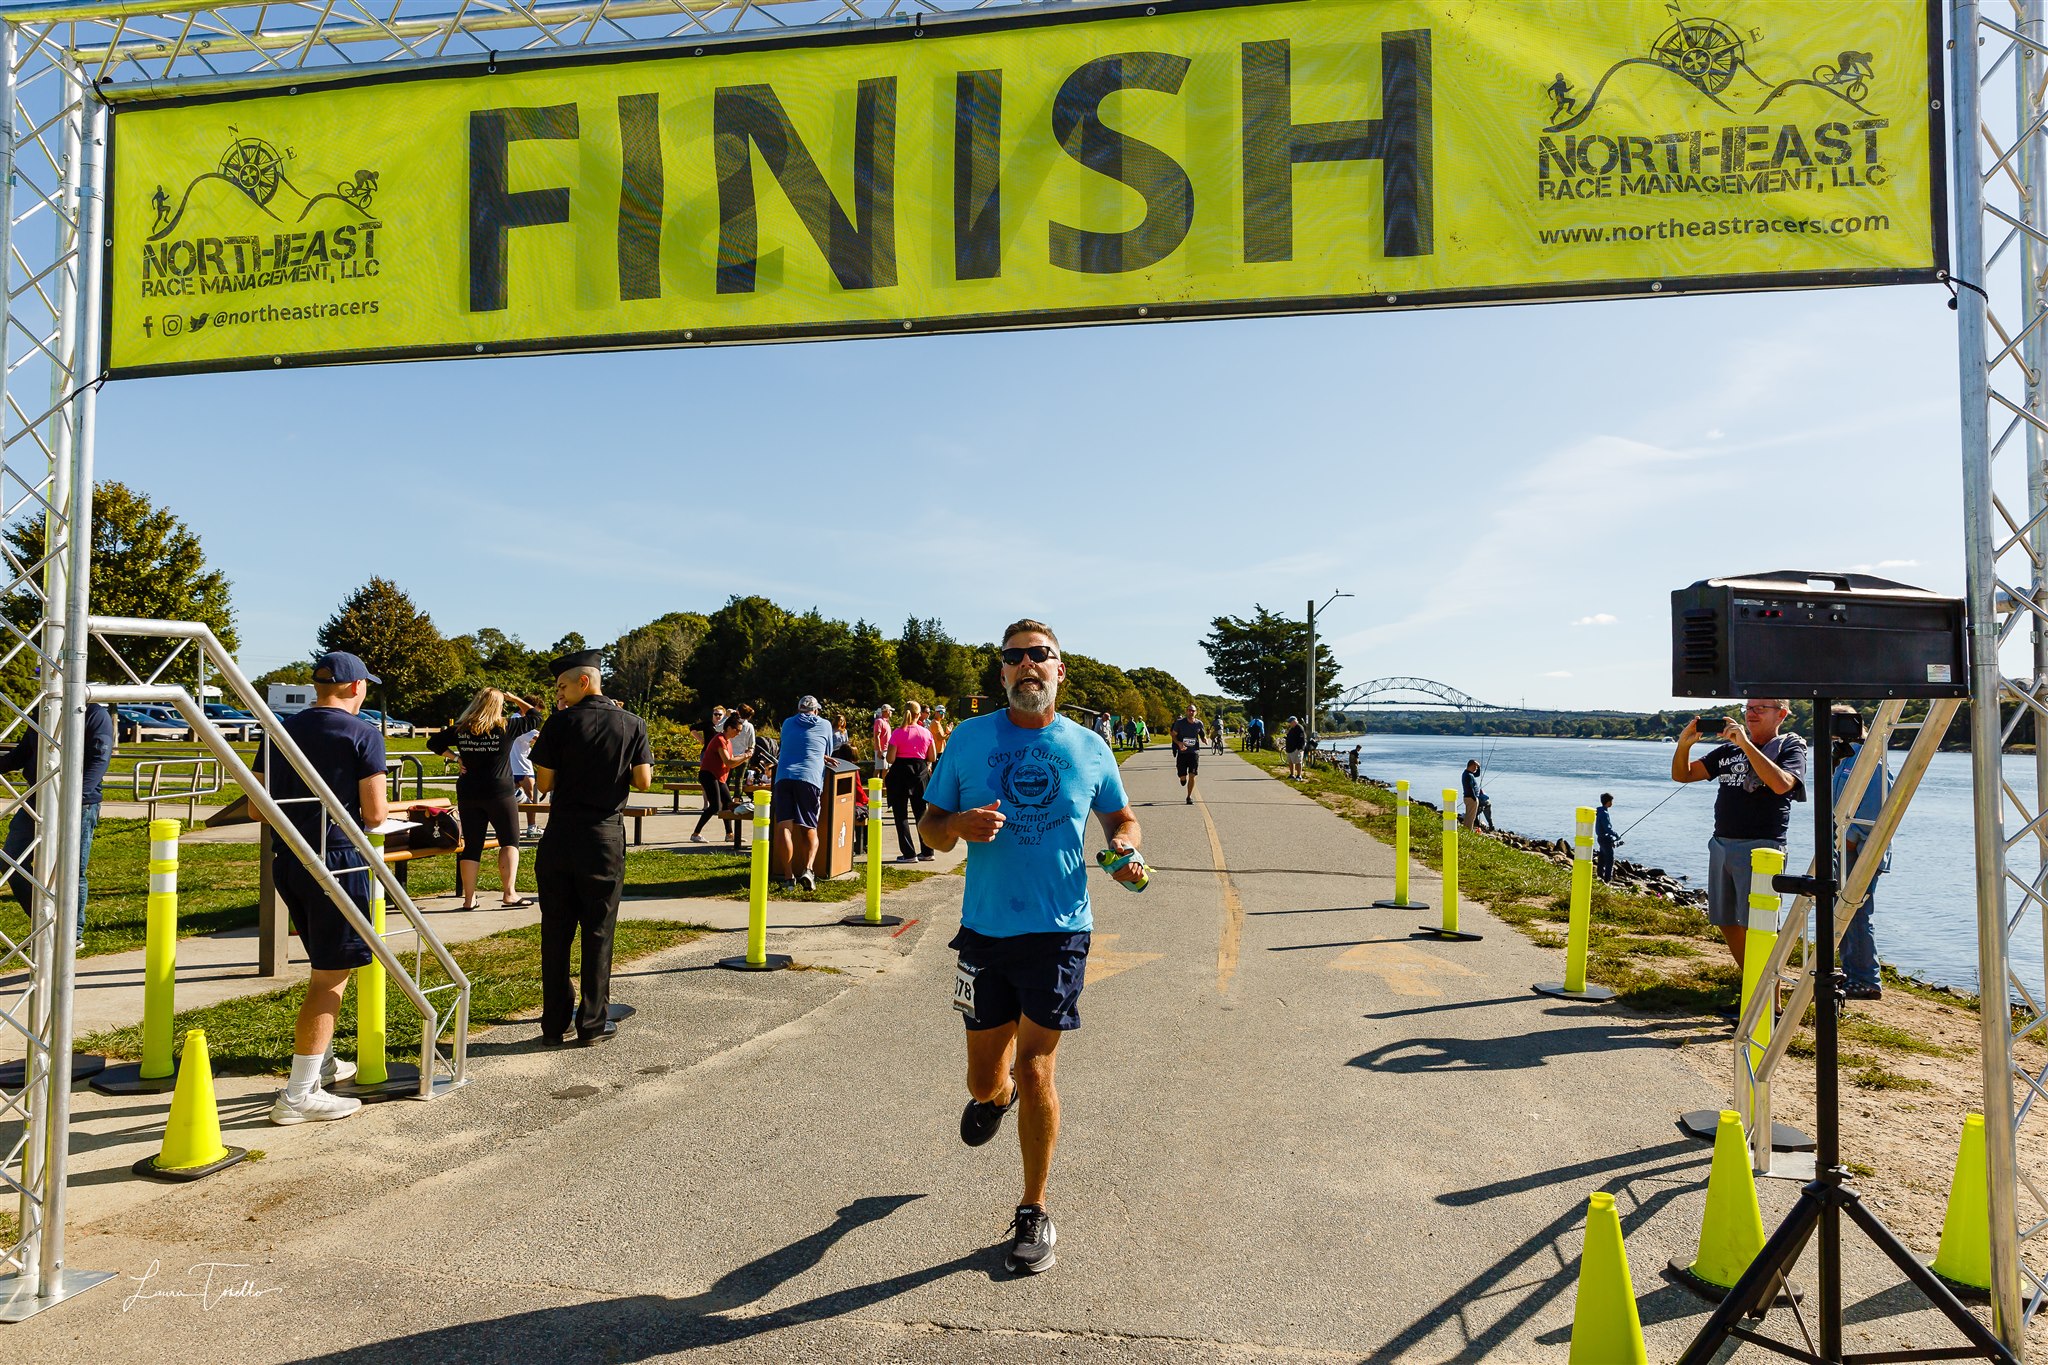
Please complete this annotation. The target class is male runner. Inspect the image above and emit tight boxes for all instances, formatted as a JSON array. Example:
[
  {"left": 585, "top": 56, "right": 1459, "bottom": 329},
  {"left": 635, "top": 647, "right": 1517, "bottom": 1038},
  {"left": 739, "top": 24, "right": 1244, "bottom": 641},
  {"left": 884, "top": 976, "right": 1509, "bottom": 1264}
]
[
  {"left": 920, "top": 619, "right": 1143, "bottom": 1275},
  {"left": 1169, "top": 702, "right": 1206, "bottom": 804}
]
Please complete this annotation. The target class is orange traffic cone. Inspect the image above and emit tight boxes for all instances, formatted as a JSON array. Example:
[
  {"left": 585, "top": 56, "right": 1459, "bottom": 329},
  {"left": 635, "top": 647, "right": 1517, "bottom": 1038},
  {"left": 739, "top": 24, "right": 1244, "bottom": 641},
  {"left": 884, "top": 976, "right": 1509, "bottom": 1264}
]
[
  {"left": 132, "top": 1030, "right": 247, "bottom": 1182},
  {"left": 1569, "top": 1192, "right": 1648, "bottom": 1365}
]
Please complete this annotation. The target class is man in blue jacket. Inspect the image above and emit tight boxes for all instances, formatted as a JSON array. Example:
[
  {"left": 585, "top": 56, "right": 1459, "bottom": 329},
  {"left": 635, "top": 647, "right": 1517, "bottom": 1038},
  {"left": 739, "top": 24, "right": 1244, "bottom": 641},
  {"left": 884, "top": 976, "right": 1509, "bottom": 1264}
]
[
  {"left": 1594, "top": 793, "right": 1620, "bottom": 881},
  {"left": 0, "top": 702, "right": 114, "bottom": 948}
]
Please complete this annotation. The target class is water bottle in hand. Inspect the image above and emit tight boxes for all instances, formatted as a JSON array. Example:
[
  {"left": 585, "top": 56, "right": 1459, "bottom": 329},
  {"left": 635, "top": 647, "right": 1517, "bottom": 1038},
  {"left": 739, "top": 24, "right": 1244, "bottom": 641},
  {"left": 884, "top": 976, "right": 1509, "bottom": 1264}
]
[{"left": 1097, "top": 847, "right": 1149, "bottom": 892}]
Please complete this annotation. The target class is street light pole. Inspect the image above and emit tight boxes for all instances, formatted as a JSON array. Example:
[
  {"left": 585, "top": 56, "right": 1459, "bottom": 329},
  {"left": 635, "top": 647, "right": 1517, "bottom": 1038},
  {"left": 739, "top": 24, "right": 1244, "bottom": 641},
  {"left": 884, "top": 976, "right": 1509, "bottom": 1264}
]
[{"left": 1307, "top": 591, "right": 1352, "bottom": 741}]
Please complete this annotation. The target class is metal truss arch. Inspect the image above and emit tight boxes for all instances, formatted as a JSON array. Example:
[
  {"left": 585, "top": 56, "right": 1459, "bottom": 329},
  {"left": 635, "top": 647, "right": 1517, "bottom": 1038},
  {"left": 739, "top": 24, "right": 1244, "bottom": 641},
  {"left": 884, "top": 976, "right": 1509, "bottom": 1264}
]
[{"left": 1333, "top": 677, "right": 1523, "bottom": 715}]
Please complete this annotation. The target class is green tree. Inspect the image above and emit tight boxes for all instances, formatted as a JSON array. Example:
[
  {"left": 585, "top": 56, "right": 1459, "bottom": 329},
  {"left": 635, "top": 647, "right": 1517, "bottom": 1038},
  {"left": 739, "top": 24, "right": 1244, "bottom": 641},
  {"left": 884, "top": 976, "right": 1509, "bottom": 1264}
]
[
  {"left": 606, "top": 612, "right": 708, "bottom": 718},
  {"left": 1127, "top": 666, "right": 1195, "bottom": 727},
  {"left": 316, "top": 577, "right": 455, "bottom": 719},
  {"left": 1199, "top": 606, "right": 1339, "bottom": 723},
  {"left": 2, "top": 480, "right": 239, "bottom": 696},
  {"left": 683, "top": 595, "right": 791, "bottom": 709}
]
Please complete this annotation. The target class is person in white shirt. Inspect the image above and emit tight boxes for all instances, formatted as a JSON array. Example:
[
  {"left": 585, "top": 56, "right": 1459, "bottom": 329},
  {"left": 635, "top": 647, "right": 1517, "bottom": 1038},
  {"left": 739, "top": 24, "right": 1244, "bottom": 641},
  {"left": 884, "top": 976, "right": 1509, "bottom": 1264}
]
[{"left": 511, "top": 724, "right": 542, "bottom": 838}]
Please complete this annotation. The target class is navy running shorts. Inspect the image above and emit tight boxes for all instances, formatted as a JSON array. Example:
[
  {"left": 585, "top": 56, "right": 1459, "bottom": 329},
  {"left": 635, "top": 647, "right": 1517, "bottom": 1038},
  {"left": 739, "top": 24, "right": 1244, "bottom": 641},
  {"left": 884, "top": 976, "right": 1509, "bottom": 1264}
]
[
  {"left": 1176, "top": 749, "right": 1199, "bottom": 777},
  {"left": 274, "top": 842, "right": 374, "bottom": 971},
  {"left": 770, "top": 778, "right": 822, "bottom": 829},
  {"left": 949, "top": 926, "right": 1091, "bottom": 1032}
]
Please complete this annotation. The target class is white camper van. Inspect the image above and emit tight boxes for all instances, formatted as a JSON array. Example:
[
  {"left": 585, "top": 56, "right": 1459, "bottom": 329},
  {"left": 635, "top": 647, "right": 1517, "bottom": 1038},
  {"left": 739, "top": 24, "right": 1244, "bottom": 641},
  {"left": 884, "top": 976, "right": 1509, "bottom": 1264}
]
[{"left": 267, "top": 682, "right": 315, "bottom": 716}]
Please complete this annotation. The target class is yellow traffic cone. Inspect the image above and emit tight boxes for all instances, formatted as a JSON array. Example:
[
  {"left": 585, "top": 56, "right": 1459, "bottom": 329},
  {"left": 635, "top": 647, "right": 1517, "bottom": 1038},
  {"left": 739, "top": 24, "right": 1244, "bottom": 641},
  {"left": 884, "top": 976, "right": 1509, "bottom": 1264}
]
[
  {"left": 132, "top": 1030, "right": 247, "bottom": 1182},
  {"left": 1669, "top": 1110, "right": 1781, "bottom": 1302},
  {"left": 1931, "top": 1113, "right": 1999, "bottom": 1300},
  {"left": 1569, "top": 1191, "right": 1647, "bottom": 1365}
]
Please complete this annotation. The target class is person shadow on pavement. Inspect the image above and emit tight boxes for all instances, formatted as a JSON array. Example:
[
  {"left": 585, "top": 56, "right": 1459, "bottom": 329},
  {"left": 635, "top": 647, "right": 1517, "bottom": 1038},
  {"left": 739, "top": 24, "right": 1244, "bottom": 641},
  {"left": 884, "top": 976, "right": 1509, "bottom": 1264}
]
[
  {"left": 1349, "top": 1015, "right": 1718, "bottom": 1073},
  {"left": 283, "top": 1193, "right": 1010, "bottom": 1364}
]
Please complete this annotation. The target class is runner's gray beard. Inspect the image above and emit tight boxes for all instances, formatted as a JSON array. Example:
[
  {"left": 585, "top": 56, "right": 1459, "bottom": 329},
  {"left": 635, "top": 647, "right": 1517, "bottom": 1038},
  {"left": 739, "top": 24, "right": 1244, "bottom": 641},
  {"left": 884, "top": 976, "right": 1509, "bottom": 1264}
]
[{"left": 1007, "top": 678, "right": 1056, "bottom": 714}]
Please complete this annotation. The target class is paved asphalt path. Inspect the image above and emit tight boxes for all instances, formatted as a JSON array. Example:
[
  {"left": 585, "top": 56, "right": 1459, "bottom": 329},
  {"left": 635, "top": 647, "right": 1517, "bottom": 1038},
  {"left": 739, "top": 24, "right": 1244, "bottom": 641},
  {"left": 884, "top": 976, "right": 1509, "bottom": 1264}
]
[{"left": 12, "top": 749, "right": 1981, "bottom": 1362}]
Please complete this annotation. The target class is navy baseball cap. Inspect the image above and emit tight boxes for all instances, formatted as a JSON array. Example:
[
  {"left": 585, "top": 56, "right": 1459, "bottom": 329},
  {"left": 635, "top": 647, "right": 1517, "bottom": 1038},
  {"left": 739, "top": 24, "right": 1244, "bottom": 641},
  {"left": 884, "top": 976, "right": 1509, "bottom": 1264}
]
[{"left": 312, "top": 651, "right": 379, "bottom": 684}]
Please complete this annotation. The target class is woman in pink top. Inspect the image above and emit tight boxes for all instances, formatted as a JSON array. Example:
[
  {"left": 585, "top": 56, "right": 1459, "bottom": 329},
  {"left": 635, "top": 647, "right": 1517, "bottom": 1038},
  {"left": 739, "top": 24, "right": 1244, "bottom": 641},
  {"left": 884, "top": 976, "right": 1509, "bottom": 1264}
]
[{"left": 884, "top": 701, "right": 936, "bottom": 861}]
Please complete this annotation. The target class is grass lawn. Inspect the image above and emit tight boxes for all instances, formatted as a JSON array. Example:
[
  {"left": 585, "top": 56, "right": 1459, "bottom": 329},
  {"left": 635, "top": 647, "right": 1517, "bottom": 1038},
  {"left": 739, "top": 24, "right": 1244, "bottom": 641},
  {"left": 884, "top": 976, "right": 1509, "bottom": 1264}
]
[
  {"left": 1240, "top": 746, "right": 1743, "bottom": 1013},
  {"left": 36, "top": 817, "right": 935, "bottom": 960},
  {"left": 78, "top": 917, "right": 711, "bottom": 1074}
]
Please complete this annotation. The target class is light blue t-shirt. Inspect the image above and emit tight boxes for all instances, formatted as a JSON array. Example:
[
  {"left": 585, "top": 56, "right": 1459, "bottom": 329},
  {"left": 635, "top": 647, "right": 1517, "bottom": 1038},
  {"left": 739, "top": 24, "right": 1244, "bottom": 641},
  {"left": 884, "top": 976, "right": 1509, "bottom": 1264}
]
[
  {"left": 777, "top": 711, "right": 835, "bottom": 788},
  {"left": 924, "top": 712, "right": 1128, "bottom": 937}
]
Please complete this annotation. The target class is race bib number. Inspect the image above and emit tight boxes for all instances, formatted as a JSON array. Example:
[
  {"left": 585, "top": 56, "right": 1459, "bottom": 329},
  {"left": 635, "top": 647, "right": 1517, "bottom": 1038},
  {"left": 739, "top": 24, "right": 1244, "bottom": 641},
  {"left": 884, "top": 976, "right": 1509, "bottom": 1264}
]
[{"left": 951, "top": 961, "right": 979, "bottom": 1018}]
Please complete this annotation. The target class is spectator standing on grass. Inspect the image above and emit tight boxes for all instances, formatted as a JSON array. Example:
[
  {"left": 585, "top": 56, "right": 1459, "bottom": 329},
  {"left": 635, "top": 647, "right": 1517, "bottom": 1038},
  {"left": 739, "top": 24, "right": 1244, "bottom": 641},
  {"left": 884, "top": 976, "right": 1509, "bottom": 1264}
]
[
  {"left": 0, "top": 700, "right": 112, "bottom": 949},
  {"left": 773, "top": 696, "right": 835, "bottom": 892},
  {"left": 691, "top": 714, "right": 745, "bottom": 846},
  {"left": 1595, "top": 793, "right": 1620, "bottom": 881},
  {"left": 1460, "top": 760, "right": 1482, "bottom": 830},
  {"left": 1830, "top": 705, "right": 1893, "bottom": 1001},
  {"left": 930, "top": 705, "right": 952, "bottom": 759},
  {"left": 885, "top": 700, "right": 937, "bottom": 862},
  {"left": 429, "top": 686, "right": 542, "bottom": 910},
  {"left": 873, "top": 704, "right": 894, "bottom": 777},
  {"left": 511, "top": 722, "right": 542, "bottom": 839},
  {"left": 254, "top": 651, "right": 386, "bottom": 1125},
  {"left": 728, "top": 704, "right": 757, "bottom": 807},
  {"left": 1672, "top": 699, "right": 1807, "bottom": 972},
  {"left": 1284, "top": 718, "right": 1308, "bottom": 778},
  {"left": 530, "top": 649, "right": 654, "bottom": 1047}
]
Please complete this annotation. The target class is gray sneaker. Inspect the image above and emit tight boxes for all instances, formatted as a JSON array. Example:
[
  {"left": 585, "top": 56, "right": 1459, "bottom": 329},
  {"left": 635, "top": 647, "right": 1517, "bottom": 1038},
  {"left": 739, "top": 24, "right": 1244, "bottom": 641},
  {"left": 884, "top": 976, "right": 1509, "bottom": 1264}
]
[
  {"left": 798, "top": 871, "right": 816, "bottom": 892},
  {"left": 1005, "top": 1204, "right": 1056, "bottom": 1274},
  {"left": 269, "top": 1087, "right": 361, "bottom": 1126}
]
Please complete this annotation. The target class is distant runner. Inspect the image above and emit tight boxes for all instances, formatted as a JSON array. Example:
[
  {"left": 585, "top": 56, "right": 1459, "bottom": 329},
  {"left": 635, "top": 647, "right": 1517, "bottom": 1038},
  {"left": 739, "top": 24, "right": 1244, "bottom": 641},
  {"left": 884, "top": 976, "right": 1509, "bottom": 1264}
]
[
  {"left": 920, "top": 618, "right": 1143, "bottom": 1276},
  {"left": 1170, "top": 703, "right": 1206, "bottom": 805}
]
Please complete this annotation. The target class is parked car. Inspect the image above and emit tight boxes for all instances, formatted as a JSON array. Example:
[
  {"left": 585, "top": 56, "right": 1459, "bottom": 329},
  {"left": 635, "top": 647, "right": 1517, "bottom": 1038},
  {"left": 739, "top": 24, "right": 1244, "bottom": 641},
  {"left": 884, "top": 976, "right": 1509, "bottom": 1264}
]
[
  {"left": 115, "top": 706, "right": 190, "bottom": 742},
  {"left": 359, "top": 709, "right": 415, "bottom": 738},
  {"left": 202, "top": 702, "right": 261, "bottom": 742}
]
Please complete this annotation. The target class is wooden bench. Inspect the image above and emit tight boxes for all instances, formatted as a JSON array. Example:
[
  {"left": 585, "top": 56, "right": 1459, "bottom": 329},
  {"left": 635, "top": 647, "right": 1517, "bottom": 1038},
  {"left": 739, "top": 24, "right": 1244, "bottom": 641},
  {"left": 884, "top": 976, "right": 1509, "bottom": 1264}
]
[
  {"left": 520, "top": 802, "right": 657, "bottom": 845},
  {"left": 663, "top": 780, "right": 706, "bottom": 813}
]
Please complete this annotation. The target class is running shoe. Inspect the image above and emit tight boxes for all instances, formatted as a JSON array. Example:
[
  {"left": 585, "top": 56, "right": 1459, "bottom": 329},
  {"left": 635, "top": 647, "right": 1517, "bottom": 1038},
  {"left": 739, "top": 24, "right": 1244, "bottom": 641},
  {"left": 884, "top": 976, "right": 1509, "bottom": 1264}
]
[
  {"left": 959, "top": 1084, "right": 1016, "bottom": 1147},
  {"left": 269, "top": 1087, "right": 361, "bottom": 1126},
  {"left": 1004, "top": 1204, "right": 1056, "bottom": 1275},
  {"left": 918, "top": 852, "right": 936, "bottom": 862},
  {"left": 798, "top": 871, "right": 816, "bottom": 892},
  {"left": 1843, "top": 984, "right": 1883, "bottom": 1001},
  {"left": 319, "top": 1055, "right": 358, "bottom": 1087}
]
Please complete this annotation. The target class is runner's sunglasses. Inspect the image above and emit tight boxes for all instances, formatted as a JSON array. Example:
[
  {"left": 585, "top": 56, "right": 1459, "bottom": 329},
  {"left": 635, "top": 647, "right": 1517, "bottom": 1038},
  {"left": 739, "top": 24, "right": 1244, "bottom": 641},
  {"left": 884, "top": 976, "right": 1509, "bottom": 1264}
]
[{"left": 1000, "top": 645, "right": 1059, "bottom": 664}]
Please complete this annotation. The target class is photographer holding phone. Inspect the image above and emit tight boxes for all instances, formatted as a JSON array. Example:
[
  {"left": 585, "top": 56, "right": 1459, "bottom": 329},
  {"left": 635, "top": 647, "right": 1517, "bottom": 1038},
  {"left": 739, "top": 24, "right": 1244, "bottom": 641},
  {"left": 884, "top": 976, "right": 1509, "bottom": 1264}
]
[{"left": 1672, "top": 699, "right": 1808, "bottom": 972}]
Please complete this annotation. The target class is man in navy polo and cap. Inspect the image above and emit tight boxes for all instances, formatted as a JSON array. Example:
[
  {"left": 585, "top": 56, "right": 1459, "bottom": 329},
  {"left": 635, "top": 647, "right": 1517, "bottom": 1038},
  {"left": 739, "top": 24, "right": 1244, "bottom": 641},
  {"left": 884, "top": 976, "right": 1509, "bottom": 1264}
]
[
  {"left": 254, "top": 650, "right": 386, "bottom": 1125},
  {"left": 531, "top": 648, "right": 653, "bottom": 1045}
]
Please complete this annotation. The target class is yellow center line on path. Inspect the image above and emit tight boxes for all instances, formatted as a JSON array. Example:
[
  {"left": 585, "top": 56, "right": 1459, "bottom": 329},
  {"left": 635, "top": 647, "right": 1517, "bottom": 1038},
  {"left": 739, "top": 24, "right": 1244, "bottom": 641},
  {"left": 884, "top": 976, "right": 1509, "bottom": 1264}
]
[{"left": 1193, "top": 789, "right": 1245, "bottom": 996}]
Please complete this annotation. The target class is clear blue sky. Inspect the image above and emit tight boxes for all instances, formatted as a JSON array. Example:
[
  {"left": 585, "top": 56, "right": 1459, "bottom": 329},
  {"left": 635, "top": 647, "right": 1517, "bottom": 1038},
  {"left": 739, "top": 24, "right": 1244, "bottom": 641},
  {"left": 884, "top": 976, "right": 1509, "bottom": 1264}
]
[{"left": 92, "top": 281, "right": 1965, "bottom": 713}]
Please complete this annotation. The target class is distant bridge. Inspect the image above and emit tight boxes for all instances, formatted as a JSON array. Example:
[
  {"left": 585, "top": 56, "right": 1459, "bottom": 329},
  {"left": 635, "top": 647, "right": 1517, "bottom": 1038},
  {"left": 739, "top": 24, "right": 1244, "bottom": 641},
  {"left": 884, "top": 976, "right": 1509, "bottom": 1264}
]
[{"left": 1331, "top": 677, "right": 1563, "bottom": 716}]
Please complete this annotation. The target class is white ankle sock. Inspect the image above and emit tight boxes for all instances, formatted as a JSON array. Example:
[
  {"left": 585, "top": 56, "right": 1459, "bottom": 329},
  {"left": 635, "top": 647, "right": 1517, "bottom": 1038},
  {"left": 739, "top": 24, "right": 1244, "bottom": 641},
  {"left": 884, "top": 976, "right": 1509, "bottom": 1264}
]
[{"left": 285, "top": 1053, "right": 323, "bottom": 1102}]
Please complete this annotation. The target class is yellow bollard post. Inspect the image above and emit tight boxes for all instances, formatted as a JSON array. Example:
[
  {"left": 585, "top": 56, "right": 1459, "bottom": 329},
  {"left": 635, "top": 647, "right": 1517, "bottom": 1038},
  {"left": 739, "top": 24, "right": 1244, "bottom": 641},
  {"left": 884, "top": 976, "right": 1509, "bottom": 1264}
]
[
  {"left": 1372, "top": 780, "right": 1430, "bottom": 910},
  {"left": 1535, "top": 807, "right": 1616, "bottom": 1001},
  {"left": 721, "top": 785, "right": 790, "bottom": 971},
  {"left": 1419, "top": 788, "right": 1481, "bottom": 941},
  {"left": 96, "top": 820, "right": 184, "bottom": 1093},
  {"left": 357, "top": 831, "right": 388, "bottom": 1085},
  {"left": 841, "top": 777, "right": 903, "bottom": 928}
]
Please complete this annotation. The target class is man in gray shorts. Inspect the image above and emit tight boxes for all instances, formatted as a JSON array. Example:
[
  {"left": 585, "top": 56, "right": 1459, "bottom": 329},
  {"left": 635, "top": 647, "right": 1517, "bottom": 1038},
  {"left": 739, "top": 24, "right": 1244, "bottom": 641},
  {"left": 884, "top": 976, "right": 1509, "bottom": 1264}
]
[{"left": 1671, "top": 698, "right": 1808, "bottom": 970}]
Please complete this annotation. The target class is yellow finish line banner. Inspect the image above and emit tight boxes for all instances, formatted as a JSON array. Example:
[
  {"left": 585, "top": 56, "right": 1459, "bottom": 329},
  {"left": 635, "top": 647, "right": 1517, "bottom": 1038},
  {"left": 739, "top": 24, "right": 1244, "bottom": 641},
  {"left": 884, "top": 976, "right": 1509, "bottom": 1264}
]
[{"left": 104, "top": 0, "right": 1942, "bottom": 376}]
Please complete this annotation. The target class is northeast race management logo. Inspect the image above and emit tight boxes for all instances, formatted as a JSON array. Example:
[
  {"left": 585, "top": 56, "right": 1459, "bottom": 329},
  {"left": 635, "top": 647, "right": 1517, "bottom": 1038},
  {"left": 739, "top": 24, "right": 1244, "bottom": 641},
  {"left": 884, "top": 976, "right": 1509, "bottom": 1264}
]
[
  {"left": 1536, "top": 5, "right": 1898, "bottom": 220},
  {"left": 135, "top": 128, "right": 383, "bottom": 343}
]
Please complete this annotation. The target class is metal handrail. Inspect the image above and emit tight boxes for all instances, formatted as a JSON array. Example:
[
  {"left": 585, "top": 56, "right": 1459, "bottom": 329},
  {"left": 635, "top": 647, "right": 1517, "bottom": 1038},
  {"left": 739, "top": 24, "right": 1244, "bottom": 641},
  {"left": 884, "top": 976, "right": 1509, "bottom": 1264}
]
[
  {"left": 1733, "top": 698, "right": 1961, "bottom": 1174},
  {"left": 125, "top": 755, "right": 222, "bottom": 825},
  {"left": 88, "top": 616, "right": 470, "bottom": 1098}
]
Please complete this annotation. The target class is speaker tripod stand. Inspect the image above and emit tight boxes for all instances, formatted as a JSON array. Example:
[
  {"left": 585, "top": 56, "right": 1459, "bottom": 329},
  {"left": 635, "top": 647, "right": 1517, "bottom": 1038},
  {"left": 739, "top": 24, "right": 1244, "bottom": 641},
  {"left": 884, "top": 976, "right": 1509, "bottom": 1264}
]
[{"left": 1678, "top": 697, "right": 2015, "bottom": 1365}]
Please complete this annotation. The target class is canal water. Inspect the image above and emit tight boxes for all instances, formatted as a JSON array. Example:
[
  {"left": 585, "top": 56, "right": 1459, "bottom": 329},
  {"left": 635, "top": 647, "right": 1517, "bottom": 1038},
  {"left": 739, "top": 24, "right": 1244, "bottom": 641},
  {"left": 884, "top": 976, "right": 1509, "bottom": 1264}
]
[{"left": 1318, "top": 733, "right": 2042, "bottom": 997}]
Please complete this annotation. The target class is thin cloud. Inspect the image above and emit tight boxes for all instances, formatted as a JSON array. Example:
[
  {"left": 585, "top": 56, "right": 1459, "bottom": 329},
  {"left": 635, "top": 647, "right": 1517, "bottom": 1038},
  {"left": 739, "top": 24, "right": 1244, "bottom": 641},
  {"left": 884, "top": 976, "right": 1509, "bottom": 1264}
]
[
  {"left": 1542, "top": 670, "right": 1574, "bottom": 678},
  {"left": 1572, "top": 613, "right": 1618, "bottom": 626}
]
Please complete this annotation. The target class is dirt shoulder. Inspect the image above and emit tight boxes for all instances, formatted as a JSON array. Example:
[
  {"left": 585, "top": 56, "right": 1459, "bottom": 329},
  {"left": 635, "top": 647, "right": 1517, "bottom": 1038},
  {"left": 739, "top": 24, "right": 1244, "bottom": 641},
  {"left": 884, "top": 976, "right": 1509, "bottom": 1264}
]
[{"left": 1250, "top": 745, "right": 2046, "bottom": 1268}]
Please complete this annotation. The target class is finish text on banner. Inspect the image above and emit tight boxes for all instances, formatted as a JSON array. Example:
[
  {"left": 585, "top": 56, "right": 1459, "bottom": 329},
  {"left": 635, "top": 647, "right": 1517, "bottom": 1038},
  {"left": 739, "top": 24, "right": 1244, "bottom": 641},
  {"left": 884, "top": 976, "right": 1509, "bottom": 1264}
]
[{"left": 105, "top": 0, "right": 1943, "bottom": 375}]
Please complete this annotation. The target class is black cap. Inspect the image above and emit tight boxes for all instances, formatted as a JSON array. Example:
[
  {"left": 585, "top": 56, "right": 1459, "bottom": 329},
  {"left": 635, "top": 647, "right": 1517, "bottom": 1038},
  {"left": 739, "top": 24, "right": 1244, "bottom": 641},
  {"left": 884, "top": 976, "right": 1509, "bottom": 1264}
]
[{"left": 548, "top": 648, "right": 603, "bottom": 678}]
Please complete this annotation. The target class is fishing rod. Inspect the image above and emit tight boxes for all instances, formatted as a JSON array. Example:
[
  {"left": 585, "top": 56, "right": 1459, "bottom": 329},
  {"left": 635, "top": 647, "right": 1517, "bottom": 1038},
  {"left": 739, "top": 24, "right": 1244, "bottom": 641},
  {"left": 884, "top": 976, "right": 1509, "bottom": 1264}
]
[{"left": 1615, "top": 781, "right": 1692, "bottom": 838}]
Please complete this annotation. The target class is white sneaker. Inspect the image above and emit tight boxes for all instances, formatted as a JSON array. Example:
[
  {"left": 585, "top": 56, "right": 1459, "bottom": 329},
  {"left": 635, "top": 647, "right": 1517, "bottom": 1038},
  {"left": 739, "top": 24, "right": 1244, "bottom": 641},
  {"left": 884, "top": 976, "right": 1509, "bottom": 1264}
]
[
  {"left": 320, "top": 1056, "right": 358, "bottom": 1086},
  {"left": 269, "top": 1087, "right": 361, "bottom": 1126},
  {"left": 798, "top": 871, "right": 816, "bottom": 892}
]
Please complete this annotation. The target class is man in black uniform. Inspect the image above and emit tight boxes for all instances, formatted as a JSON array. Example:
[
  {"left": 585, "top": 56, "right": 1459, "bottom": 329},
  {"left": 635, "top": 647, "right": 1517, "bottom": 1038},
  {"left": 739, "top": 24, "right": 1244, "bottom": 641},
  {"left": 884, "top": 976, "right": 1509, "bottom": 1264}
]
[{"left": 530, "top": 649, "right": 653, "bottom": 1045}]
